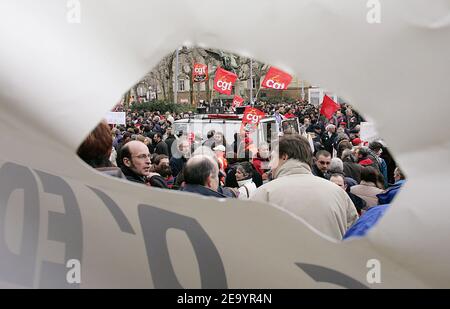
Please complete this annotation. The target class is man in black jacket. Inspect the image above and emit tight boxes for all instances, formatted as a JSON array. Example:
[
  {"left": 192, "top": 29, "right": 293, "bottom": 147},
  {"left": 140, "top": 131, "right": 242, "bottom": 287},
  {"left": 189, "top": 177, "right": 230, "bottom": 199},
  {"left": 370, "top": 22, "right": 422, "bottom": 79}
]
[
  {"left": 118, "top": 141, "right": 152, "bottom": 184},
  {"left": 164, "top": 127, "right": 177, "bottom": 158},
  {"left": 312, "top": 150, "right": 331, "bottom": 179},
  {"left": 154, "top": 132, "right": 169, "bottom": 156},
  {"left": 322, "top": 124, "right": 338, "bottom": 155}
]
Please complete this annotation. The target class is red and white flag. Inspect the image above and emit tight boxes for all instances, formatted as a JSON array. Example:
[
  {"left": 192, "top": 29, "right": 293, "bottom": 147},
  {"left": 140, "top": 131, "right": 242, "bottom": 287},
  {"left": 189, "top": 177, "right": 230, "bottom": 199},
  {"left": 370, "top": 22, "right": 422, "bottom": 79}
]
[
  {"left": 261, "top": 67, "right": 293, "bottom": 90},
  {"left": 193, "top": 63, "right": 208, "bottom": 83},
  {"left": 240, "top": 106, "right": 265, "bottom": 134},
  {"left": 232, "top": 95, "right": 244, "bottom": 109},
  {"left": 213, "top": 67, "right": 238, "bottom": 95}
]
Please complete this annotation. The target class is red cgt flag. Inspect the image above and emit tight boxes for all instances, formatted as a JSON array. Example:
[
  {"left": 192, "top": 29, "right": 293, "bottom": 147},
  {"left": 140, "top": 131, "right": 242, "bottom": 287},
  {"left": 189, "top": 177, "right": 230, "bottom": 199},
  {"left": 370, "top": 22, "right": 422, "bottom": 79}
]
[
  {"left": 232, "top": 95, "right": 244, "bottom": 109},
  {"left": 240, "top": 106, "right": 266, "bottom": 135},
  {"left": 261, "top": 67, "right": 293, "bottom": 90},
  {"left": 193, "top": 63, "right": 208, "bottom": 83},
  {"left": 214, "top": 67, "right": 238, "bottom": 95},
  {"left": 320, "top": 95, "right": 340, "bottom": 119}
]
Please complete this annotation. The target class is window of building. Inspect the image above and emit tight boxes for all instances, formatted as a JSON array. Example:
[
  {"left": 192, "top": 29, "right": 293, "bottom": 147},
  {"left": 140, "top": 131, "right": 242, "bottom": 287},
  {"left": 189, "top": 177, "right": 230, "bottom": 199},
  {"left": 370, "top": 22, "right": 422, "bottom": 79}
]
[
  {"left": 250, "top": 77, "right": 259, "bottom": 89},
  {"left": 178, "top": 80, "right": 185, "bottom": 92}
]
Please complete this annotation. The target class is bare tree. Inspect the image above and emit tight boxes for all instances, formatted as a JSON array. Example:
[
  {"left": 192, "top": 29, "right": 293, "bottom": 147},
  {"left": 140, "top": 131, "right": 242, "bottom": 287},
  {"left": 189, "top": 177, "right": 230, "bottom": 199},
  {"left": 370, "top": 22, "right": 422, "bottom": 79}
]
[
  {"left": 134, "top": 47, "right": 270, "bottom": 104},
  {"left": 179, "top": 46, "right": 196, "bottom": 105}
]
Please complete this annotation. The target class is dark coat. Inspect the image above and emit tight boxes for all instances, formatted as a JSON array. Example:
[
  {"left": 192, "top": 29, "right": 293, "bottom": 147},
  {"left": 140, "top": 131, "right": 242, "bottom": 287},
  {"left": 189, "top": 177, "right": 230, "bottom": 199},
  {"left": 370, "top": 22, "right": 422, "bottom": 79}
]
[
  {"left": 96, "top": 167, "right": 125, "bottom": 179},
  {"left": 120, "top": 166, "right": 146, "bottom": 184},
  {"left": 348, "top": 192, "right": 367, "bottom": 213},
  {"left": 148, "top": 174, "right": 169, "bottom": 189},
  {"left": 155, "top": 140, "right": 169, "bottom": 156},
  {"left": 170, "top": 156, "right": 188, "bottom": 179},
  {"left": 180, "top": 184, "right": 227, "bottom": 198},
  {"left": 322, "top": 132, "right": 338, "bottom": 155},
  {"left": 343, "top": 162, "right": 362, "bottom": 183},
  {"left": 165, "top": 135, "right": 176, "bottom": 158},
  {"left": 312, "top": 164, "right": 328, "bottom": 179}
]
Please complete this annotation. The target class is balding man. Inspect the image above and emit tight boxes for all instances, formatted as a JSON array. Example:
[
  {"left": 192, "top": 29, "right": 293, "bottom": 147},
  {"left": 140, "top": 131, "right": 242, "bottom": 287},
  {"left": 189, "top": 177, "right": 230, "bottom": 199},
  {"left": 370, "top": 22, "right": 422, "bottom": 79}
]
[
  {"left": 118, "top": 140, "right": 151, "bottom": 184},
  {"left": 322, "top": 124, "right": 337, "bottom": 155},
  {"left": 180, "top": 155, "right": 226, "bottom": 198}
]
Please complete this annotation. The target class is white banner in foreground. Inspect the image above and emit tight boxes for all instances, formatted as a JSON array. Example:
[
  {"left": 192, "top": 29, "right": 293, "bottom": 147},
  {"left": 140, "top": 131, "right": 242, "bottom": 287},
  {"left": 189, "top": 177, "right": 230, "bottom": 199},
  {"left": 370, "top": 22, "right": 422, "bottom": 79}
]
[{"left": 0, "top": 0, "right": 449, "bottom": 288}]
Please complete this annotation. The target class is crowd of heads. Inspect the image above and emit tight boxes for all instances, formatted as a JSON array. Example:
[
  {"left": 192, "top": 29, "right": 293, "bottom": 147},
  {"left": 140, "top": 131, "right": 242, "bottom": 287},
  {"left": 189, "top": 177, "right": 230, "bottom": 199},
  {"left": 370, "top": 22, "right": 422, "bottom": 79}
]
[{"left": 78, "top": 100, "right": 406, "bottom": 238}]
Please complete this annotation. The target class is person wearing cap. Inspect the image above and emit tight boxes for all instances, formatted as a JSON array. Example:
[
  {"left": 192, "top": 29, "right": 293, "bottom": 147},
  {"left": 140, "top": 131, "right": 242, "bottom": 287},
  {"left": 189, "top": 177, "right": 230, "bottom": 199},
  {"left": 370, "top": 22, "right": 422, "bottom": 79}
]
[
  {"left": 339, "top": 121, "right": 351, "bottom": 137},
  {"left": 355, "top": 147, "right": 376, "bottom": 170},
  {"left": 310, "top": 124, "right": 324, "bottom": 153},
  {"left": 352, "top": 138, "right": 363, "bottom": 147},
  {"left": 214, "top": 144, "right": 228, "bottom": 180}
]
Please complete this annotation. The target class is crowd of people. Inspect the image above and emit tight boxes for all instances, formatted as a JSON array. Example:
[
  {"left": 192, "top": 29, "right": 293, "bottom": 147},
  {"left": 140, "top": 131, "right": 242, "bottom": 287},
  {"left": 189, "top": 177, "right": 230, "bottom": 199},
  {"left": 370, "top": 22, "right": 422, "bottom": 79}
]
[{"left": 77, "top": 100, "right": 406, "bottom": 240}]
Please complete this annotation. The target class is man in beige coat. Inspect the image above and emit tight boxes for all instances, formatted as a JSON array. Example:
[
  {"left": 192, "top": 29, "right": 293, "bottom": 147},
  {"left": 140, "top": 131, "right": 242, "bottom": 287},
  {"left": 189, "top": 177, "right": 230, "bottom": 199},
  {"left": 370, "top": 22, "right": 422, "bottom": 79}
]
[{"left": 251, "top": 135, "right": 359, "bottom": 240}]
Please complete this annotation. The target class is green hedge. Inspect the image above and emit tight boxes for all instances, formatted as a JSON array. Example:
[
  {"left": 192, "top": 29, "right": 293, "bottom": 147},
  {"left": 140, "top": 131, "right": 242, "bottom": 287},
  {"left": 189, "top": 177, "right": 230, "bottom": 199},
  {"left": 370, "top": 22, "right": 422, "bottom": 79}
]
[{"left": 130, "top": 101, "right": 195, "bottom": 114}]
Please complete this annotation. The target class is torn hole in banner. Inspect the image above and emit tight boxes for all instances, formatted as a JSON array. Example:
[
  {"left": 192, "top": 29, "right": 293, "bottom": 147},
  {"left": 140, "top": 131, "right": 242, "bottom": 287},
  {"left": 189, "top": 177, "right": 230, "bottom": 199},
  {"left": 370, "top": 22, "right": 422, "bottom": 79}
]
[{"left": 76, "top": 46, "right": 405, "bottom": 240}]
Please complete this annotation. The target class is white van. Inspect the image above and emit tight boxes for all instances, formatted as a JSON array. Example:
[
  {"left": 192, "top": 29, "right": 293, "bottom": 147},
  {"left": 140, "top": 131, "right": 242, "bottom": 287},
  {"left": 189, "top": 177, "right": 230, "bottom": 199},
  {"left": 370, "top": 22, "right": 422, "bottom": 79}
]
[{"left": 173, "top": 113, "right": 300, "bottom": 151}]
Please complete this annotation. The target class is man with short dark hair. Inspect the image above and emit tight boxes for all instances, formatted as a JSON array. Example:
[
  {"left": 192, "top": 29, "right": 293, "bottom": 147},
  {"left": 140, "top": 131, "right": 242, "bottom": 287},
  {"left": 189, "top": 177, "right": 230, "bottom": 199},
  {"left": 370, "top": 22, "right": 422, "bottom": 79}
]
[
  {"left": 251, "top": 135, "right": 359, "bottom": 240},
  {"left": 180, "top": 155, "right": 226, "bottom": 198},
  {"left": 356, "top": 147, "right": 376, "bottom": 168},
  {"left": 369, "top": 141, "right": 388, "bottom": 188},
  {"left": 202, "top": 130, "right": 216, "bottom": 148},
  {"left": 148, "top": 154, "right": 171, "bottom": 189},
  {"left": 154, "top": 132, "right": 169, "bottom": 156},
  {"left": 164, "top": 128, "right": 176, "bottom": 158},
  {"left": 152, "top": 155, "right": 171, "bottom": 176},
  {"left": 312, "top": 150, "right": 331, "bottom": 179}
]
